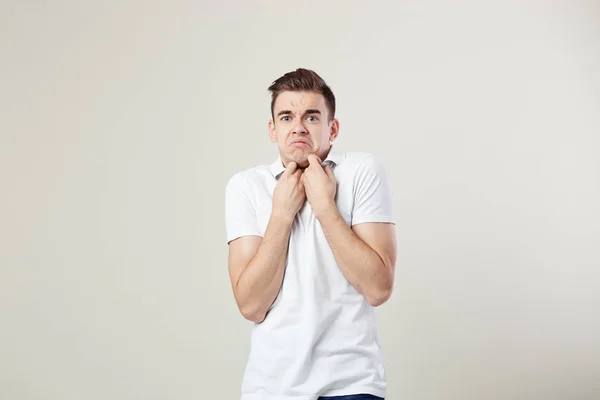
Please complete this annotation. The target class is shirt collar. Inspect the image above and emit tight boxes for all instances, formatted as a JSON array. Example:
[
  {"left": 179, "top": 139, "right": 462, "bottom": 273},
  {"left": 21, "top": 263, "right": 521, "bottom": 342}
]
[{"left": 269, "top": 148, "right": 344, "bottom": 180}]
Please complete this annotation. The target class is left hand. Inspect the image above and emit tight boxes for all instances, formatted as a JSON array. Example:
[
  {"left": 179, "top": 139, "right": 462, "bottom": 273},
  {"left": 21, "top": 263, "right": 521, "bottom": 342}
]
[{"left": 301, "top": 154, "right": 337, "bottom": 216}]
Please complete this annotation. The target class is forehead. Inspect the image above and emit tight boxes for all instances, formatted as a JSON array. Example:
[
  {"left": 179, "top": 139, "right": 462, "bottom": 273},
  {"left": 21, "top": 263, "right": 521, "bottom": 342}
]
[{"left": 273, "top": 91, "right": 327, "bottom": 112}]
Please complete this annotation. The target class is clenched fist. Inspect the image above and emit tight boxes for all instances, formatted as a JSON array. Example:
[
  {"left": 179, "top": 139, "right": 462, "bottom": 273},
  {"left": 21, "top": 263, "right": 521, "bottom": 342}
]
[
  {"left": 301, "top": 154, "right": 337, "bottom": 217},
  {"left": 272, "top": 161, "right": 306, "bottom": 220}
]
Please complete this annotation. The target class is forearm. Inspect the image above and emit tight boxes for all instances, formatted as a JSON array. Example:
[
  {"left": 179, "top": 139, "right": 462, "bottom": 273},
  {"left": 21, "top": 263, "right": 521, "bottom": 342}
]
[
  {"left": 316, "top": 206, "right": 393, "bottom": 306},
  {"left": 236, "top": 213, "right": 294, "bottom": 322}
]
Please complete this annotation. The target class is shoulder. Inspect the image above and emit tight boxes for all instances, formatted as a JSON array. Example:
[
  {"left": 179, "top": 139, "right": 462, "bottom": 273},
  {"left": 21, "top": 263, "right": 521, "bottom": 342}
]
[
  {"left": 343, "top": 152, "right": 376, "bottom": 164},
  {"left": 338, "top": 152, "right": 388, "bottom": 175},
  {"left": 225, "top": 163, "right": 272, "bottom": 190}
]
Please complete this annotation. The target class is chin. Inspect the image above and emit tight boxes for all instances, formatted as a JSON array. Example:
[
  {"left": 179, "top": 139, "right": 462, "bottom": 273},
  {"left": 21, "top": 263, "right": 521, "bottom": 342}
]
[
  {"left": 295, "top": 159, "right": 309, "bottom": 169},
  {"left": 289, "top": 150, "right": 310, "bottom": 169}
]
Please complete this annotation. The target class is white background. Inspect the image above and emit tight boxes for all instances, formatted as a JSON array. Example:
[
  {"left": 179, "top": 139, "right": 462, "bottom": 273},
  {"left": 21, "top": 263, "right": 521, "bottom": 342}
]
[{"left": 1, "top": 1, "right": 599, "bottom": 399}]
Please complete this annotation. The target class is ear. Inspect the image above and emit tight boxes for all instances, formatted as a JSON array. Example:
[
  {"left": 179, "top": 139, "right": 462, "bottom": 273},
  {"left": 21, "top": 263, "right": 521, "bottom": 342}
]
[
  {"left": 329, "top": 118, "right": 340, "bottom": 144},
  {"left": 268, "top": 120, "right": 276, "bottom": 143}
]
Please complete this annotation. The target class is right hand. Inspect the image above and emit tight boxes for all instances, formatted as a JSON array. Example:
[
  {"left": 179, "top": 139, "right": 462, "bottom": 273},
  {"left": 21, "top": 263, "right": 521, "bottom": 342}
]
[{"left": 272, "top": 161, "right": 306, "bottom": 220}]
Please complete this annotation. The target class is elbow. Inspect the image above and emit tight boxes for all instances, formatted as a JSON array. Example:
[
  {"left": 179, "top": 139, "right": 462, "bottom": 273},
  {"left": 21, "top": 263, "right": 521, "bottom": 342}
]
[
  {"left": 239, "top": 304, "right": 267, "bottom": 324},
  {"left": 366, "top": 284, "right": 393, "bottom": 307},
  {"left": 242, "top": 310, "right": 266, "bottom": 324},
  {"left": 233, "top": 286, "right": 268, "bottom": 323}
]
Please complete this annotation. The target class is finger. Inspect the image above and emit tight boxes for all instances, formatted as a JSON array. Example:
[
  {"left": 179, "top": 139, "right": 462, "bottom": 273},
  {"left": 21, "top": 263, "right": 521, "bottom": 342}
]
[
  {"left": 283, "top": 161, "right": 297, "bottom": 176},
  {"left": 307, "top": 154, "right": 319, "bottom": 166}
]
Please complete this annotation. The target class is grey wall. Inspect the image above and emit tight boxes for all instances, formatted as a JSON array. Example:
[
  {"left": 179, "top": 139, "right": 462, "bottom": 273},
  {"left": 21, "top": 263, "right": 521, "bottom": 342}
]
[{"left": 1, "top": 1, "right": 599, "bottom": 399}]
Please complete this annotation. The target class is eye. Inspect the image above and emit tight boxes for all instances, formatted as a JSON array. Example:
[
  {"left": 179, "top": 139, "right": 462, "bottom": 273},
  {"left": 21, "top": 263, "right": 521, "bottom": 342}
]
[
  {"left": 307, "top": 115, "right": 319, "bottom": 122},
  {"left": 280, "top": 116, "right": 291, "bottom": 122}
]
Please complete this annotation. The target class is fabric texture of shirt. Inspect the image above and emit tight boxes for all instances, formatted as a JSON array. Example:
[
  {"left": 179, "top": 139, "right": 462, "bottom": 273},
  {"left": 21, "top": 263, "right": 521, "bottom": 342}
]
[{"left": 225, "top": 150, "right": 395, "bottom": 400}]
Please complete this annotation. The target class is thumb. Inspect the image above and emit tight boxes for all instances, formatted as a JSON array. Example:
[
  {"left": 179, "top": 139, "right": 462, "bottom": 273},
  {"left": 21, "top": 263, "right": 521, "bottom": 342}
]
[{"left": 283, "top": 161, "right": 297, "bottom": 176}]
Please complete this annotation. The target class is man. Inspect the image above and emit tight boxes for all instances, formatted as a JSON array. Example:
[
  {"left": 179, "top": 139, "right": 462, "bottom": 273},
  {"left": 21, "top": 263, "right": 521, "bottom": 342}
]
[{"left": 225, "top": 68, "right": 397, "bottom": 400}]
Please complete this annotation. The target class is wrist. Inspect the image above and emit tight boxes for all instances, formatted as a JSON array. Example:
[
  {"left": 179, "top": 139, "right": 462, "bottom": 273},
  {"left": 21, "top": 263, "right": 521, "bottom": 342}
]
[
  {"left": 314, "top": 201, "right": 338, "bottom": 220},
  {"left": 271, "top": 209, "right": 295, "bottom": 225}
]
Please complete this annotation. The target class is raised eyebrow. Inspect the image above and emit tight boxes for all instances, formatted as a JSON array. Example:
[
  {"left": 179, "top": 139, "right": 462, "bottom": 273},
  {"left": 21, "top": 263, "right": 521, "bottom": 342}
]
[
  {"left": 304, "top": 109, "right": 321, "bottom": 115},
  {"left": 277, "top": 110, "right": 293, "bottom": 117}
]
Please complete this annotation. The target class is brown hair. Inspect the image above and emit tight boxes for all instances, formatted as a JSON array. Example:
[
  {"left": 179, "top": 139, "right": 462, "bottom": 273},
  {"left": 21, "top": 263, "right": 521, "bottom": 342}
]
[{"left": 268, "top": 68, "right": 336, "bottom": 121}]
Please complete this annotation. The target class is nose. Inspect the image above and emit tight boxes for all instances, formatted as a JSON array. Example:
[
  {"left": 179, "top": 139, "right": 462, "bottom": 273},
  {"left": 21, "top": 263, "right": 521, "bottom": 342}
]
[{"left": 291, "top": 119, "right": 308, "bottom": 135}]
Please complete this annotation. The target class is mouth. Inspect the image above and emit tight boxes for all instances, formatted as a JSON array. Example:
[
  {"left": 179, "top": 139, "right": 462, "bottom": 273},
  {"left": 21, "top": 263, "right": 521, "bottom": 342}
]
[{"left": 290, "top": 140, "right": 311, "bottom": 148}]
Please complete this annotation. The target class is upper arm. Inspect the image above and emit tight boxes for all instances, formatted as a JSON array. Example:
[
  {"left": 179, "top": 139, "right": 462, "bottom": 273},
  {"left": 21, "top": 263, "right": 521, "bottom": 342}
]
[
  {"left": 352, "top": 222, "right": 397, "bottom": 274},
  {"left": 225, "top": 173, "right": 262, "bottom": 243},
  {"left": 351, "top": 154, "right": 395, "bottom": 225},
  {"left": 228, "top": 235, "right": 262, "bottom": 292},
  {"left": 225, "top": 173, "right": 263, "bottom": 293},
  {"left": 350, "top": 154, "right": 397, "bottom": 278}
]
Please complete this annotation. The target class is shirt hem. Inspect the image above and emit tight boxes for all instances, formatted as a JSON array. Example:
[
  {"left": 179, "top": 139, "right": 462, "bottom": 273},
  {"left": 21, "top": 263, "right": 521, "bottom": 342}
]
[
  {"left": 240, "top": 387, "right": 386, "bottom": 400},
  {"left": 351, "top": 215, "right": 395, "bottom": 226}
]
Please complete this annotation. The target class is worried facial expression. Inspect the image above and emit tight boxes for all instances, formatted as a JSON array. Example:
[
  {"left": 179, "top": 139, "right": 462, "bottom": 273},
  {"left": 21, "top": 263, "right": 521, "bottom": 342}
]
[{"left": 269, "top": 91, "right": 339, "bottom": 169}]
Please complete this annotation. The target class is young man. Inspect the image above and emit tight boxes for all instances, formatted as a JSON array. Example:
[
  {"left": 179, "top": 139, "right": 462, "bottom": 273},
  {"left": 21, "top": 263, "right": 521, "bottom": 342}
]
[{"left": 225, "top": 68, "right": 397, "bottom": 400}]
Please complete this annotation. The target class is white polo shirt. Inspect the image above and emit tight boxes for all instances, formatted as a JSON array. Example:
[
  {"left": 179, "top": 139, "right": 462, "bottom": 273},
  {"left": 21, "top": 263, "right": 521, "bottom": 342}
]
[{"left": 225, "top": 150, "right": 395, "bottom": 400}]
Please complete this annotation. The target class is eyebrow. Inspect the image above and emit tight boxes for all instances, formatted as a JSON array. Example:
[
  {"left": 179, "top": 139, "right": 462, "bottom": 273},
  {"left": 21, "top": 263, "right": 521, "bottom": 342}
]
[
  {"left": 305, "top": 109, "right": 321, "bottom": 115},
  {"left": 276, "top": 109, "right": 322, "bottom": 117}
]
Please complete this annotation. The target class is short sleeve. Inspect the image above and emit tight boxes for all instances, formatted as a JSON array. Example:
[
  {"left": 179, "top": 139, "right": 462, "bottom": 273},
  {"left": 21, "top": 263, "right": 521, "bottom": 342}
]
[
  {"left": 225, "top": 174, "right": 262, "bottom": 243},
  {"left": 351, "top": 155, "right": 395, "bottom": 226}
]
